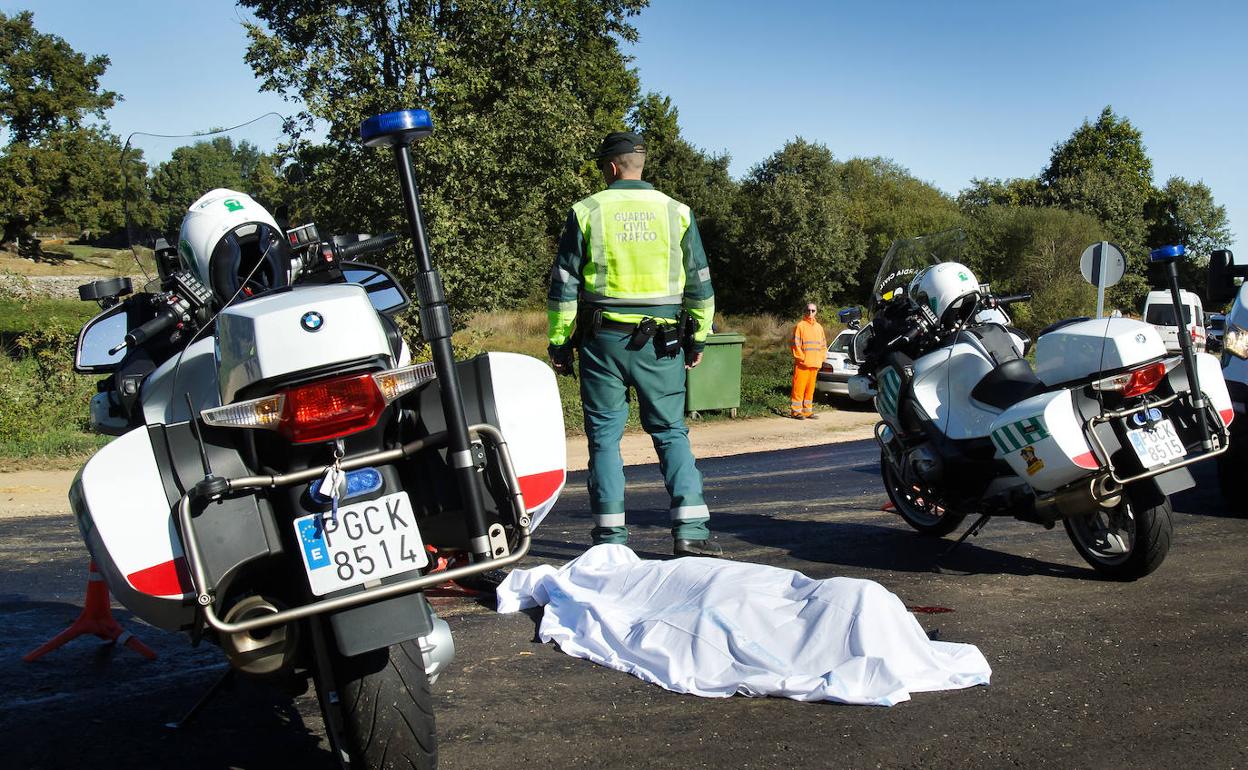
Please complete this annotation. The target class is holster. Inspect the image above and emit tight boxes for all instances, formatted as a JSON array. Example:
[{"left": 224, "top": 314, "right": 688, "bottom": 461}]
[
  {"left": 679, "top": 311, "right": 698, "bottom": 361},
  {"left": 570, "top": 305, "right": 602, "bottom": 348}
]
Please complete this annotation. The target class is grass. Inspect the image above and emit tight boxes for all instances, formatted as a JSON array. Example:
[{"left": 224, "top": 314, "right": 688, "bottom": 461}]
[
  {"left": 0, "top": 244, "right": 155, "bottom": 277},
  {"left": 0, "top": 298, "right": 97, "bottom": 340}
]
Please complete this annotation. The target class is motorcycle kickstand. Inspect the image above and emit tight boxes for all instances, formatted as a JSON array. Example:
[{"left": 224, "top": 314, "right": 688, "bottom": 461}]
[
  {"left": 939, "top": 513, "right": 992, "bottom": 559},
  {"left": 165, "top": 667, "right": 235, "bottom": 730}
]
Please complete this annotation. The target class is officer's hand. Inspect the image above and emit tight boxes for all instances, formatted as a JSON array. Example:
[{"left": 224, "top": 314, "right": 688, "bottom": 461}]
[
  {"left": 548, "top": 344, "right": 576, "bottom": 377},
  {"left": 685, "top": 352, "right": 703, "bottom": 370}
]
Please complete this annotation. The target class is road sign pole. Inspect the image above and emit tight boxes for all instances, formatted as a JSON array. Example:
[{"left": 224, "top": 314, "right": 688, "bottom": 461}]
[{"left": 1095, "top": 241, "right": 1108, "bottom": 318}]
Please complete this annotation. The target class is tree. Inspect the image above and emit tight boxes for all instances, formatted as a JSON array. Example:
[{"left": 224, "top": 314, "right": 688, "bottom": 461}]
[
  {"left": 834, "top": 157, "right": 964, "bottom": 305},
  {"left": 147, "top": 137, "right": 279, "bottom": 234},
  {"left": 240, "top": 0, "right": 647, "bottom": 314},
  {"left": 957, "top": 176, "right": 1042, "bottom": 211},
  {"left": 0, "top": 11, "right": 118, "bottom": 145},
  {"left": 629, "top": 93, "right": 738, "bottom": 287},
  {"left": 728, "top": 138, "right": 864, "bottom": 313},
  {"left": 963, "top": 205, "right": 1108, "bottom": 336},
  {"left": 1039, "top": 106, "right": 1154, "bottom": 307},
  {"left": 1145, "top": 177, "right": 1233, "bottom": 302}
]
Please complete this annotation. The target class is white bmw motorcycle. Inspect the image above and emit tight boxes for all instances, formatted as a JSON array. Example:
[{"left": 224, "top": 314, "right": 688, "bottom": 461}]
[
  {"left": 70, "top": 111, "right": 565, "bottom": 768},
  {"left": 849, "top": 232, "right": 1232, "bottom": 580}
]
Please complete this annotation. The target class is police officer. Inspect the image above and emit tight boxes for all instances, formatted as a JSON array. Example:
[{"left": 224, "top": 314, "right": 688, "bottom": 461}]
[{"left": 547, "top": 131, "right": 721, "bottom": 557}]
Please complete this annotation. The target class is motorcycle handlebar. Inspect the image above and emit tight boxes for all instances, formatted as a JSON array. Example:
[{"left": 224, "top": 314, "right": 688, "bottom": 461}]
[
  {"left": 115, "top": 303, "right": 178, "bottom": 353},
  {"left": 993, "top": 292, "right": 1033, "bottom": 306},
  {"left": 338, "top": 233, "right": 400, "bottom": 261}
]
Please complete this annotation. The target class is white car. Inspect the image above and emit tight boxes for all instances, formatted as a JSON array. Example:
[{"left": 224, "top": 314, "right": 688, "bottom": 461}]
[{"left": 814, "top": 329, "right": 859, "bottom": 398}]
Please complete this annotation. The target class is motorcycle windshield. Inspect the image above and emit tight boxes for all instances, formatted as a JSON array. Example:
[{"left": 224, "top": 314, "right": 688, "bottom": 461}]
[
  {"left": 120, "top": 113, "right": 291, "bottom": 291},
  {"left": 873, "top": 229, "right": 967, "bottom": 306}
]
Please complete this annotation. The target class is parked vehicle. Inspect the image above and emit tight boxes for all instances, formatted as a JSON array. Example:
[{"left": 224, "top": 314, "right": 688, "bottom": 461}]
[
  {"left": 815, "top": 323, "right": 861, "bottom": 399},
  {"left": 1142, "top": 288, "right": 1206, "bottom": 354},
  {"left": 1206, "top": 312, "right": 1226, "bottom": 353},
  {"left": 70, "top": 111, "right": 566, "bottom": 769},
  {"left": 849, "top": 231, "right": 1232, "bottom": 580},
  {"left": 1206, "top": 250, "right": 1248, "bottom": 511}
]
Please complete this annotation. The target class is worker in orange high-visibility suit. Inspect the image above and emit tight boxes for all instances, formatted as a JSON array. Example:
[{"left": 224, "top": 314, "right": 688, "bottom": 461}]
[{"left": 790, "top": 302, "right": 826, "bottom": 419}]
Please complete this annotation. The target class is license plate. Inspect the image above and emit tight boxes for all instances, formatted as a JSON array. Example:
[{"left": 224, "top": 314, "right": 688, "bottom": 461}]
[
  {"left": 1126, "top": 418, "right": 1187, "bottom": 469},
  {"left": 294, "top": 491, "right": 429, "bottom": 596}
]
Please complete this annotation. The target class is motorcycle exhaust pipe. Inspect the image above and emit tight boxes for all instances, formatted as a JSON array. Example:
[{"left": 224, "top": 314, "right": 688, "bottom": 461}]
[
  {"left": 417, "top": 614, "right": 455, "bottom": 685},
  {"left": 1032, "top": 474, "right": 1121, "bottom": 522},
  {"left": 220, "top": 596, "right": 301, "bottom": 676}
]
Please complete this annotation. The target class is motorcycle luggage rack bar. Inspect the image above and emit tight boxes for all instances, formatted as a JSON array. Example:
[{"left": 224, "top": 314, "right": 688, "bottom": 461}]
[
  {"left": 1084, "top": 393, "right": 1229, "bottom": 489},
  {"left": 177, "top": 423, "right": 531, "bottom": 636}
]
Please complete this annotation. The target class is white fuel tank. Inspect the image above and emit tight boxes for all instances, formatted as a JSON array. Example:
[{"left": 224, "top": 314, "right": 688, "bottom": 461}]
[
  {"left": 1034, "top": 318, "right": 1165, "bottom": 387},
  {"left": 216, "top": 284, "right": 393, "bottom": 404}
]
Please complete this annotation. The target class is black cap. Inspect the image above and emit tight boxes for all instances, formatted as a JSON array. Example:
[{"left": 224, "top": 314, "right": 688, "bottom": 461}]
[{"left": 594, "top": 131, "right": 646, "bottom": 160}]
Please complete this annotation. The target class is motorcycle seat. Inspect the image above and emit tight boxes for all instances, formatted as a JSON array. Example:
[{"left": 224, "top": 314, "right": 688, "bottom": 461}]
[{"left": 971, "top": 358, "right": 1047, "bottom": 410}]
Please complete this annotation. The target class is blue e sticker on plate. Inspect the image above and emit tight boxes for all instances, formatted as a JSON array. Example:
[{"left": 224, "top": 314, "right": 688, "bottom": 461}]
[{"left": 297, "top": 517, "right": 331, "bottom": 570}]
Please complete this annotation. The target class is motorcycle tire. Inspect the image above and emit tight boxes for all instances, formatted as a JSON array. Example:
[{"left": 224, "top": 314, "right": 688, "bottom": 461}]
[
  {"left": 880, "top": 453, "right": 967, "bottom": 537},
  {"left": 318, "top": 639, "right": 437, "bottom": 770},
  {"left": 1063, "top": 482, "right": 1172, "bottom": 581}
]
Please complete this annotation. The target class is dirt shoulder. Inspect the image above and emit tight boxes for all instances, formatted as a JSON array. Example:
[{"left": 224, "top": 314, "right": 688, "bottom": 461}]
[{"left": 0, "top": 410, "right": 878, "bottom": 520}]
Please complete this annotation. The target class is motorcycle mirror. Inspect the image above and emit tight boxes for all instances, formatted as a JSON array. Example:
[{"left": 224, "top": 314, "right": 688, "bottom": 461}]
[
  {"left": 75, "top": 304, "right": 131, "bottom": 373},
  {"left": 1208, "top": 249, "right": 1243, "bottom": 304},
  {"left": 340, "top": 262, "right": 411, "bottom": 315}
]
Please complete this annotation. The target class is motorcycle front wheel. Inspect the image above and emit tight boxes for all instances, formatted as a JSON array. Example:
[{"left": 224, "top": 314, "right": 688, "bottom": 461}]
[
  {"left": 1063, "top": 482, "right": 1172, "bottom": 581},
  {"left": 880, "top": 453, "right": 967, "bottom": 536},
  {"left": 316, "top": 638, "right": 437, "bottom": 770}
]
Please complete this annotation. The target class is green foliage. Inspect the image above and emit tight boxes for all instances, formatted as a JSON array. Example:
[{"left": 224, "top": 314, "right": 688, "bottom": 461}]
[
  {"left": 834, "top": 157, "right": 964, "bottom": 305},
  {"left": 963, "top": 205, "right": 1107, "bottom": 336},
  {"left": 1038, "top": 106, "right": 1155, "bottom": 308},
  {"left": 0, "top": 323, "right": 105, "bottom": 463},
  {"left": 0, "top": 10, "right": 118, "bottom": 145},
  {"left": 727, "top": 138, "right": 865, "bottom": 313},
  {"left": 240, "top": 0, "right": 648, "bottom": 320},
  {"left": 1147, "top": 176, "right": 1234, "bottom": 298},
  {"left": 958, "top": 176, "right": 1042, "bottom": 210},
  {"left": 146, "top": 137, "right": 282, "bottom": 233},
  {"left": 630, "top": 93, "right": 739, "bottom": 280}
]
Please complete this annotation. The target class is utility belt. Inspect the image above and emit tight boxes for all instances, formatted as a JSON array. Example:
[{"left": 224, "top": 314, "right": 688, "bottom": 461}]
[{"left": 573, "top": 305, "right": 697, "bottom": 359}]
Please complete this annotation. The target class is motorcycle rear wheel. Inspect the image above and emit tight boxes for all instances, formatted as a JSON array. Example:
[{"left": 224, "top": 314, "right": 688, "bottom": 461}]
[
  {"left": 317, "top": 639, "right": 437, "bottom": 770},
  {"left": 1063, "top": 483, "right": 1172, "bottom": 581},
  {"left": 881, "top": 453, "right": 967, "bottom": 536}
]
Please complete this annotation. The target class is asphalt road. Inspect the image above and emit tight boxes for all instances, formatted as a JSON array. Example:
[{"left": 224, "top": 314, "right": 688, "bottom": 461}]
[{"left": 3, "top": 438, "right": 1246, "bottom": 769}]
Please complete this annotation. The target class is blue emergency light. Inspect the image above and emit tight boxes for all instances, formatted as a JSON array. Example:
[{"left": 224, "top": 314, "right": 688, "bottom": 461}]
[
  {"left": 1149, "top": 244, "right": 1186, "bottom": 262},
  {"left": 360, "top": 109, "right": 433, "bottom": 148}
]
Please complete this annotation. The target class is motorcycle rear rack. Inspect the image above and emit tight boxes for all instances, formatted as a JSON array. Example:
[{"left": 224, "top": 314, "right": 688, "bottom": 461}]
[
  {"left": 1084, "top": 390, "right": 1229, "bottom": 488},
  {"left": 177, "top": 422, "right": 532, "bottom": 636}
]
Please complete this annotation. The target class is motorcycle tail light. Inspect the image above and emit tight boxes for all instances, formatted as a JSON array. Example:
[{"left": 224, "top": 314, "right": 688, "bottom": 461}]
[
  {"left": 201, "top": 363, "right": 437, "bottom": 444},
  {"left": 1092, "top": 361, "right": 1167, "bottom": 398},
  {"left": 280, "top": 373, "right": 387, "bottom": 444}
]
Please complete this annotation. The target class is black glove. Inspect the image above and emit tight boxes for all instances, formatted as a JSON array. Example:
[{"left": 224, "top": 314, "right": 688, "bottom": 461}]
[{"left": 548, "top": 343, "right": 576, "bottom": 378}]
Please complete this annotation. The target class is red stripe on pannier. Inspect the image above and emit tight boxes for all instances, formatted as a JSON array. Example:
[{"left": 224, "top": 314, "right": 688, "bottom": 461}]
[
  {"left": 518, "top": 469, "right": 565, "bottom": 510},
  {"left": 127, "top": 557, "right": 193, "bottom": 597}
]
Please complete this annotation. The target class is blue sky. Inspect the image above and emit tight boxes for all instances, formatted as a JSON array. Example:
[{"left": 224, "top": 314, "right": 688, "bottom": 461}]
[{"left": 15, "top": 0, "right": 1247, "bottom": 257}]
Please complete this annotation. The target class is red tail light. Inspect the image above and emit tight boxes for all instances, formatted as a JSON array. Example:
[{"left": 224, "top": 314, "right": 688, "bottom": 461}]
[
  {"left": 280, "top": 373, "right": 387, "bottom": 444},
  {"left": 1121, "top": 361, "right": 1167, "bottom": 398}
]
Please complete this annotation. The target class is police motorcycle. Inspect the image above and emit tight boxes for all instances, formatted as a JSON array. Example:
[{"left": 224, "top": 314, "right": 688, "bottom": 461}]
[
  {"left": 70, "top": 111, "right": 566, "bottom": 768},
  {"left": 847, "top": 231, "right": 1232, "bottom": 580}
]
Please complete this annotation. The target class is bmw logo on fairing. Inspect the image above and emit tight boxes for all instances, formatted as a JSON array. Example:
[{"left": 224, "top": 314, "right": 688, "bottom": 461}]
[
  {"left": 1135, "top": 334, "right": 1147, "bottom": 344},
  {"left": 301, "top": 311, "right": 324, "bottom": 332}
]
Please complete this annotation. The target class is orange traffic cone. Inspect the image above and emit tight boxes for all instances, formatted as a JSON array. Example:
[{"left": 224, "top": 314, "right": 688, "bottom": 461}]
[{"left": 23, "top": 560, "right": 157, "bottom": 662}]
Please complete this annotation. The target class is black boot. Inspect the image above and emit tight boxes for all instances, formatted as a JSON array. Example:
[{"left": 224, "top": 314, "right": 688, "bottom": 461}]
[{"left": 673, "top": 539, "right": 724, "bottom": 558}]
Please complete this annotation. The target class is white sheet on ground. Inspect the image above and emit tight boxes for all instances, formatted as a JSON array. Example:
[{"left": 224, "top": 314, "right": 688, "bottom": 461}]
[{"left": 497, "top": 544, "right": 990, "bottom": 706}]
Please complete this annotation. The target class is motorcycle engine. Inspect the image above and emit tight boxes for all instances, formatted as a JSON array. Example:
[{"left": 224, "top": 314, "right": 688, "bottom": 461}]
[{"left": 900, "top": 443, "right": 943, "bottom": 488}]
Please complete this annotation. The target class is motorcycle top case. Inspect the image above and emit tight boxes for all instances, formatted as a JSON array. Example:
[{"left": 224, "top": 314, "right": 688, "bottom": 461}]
[
  {"left": 988, "top": 389, "right": 1098, "bottom": 493},
  {"left": 216, "top": 283, "right": 393, "bottom": 403},
  {"left": 1034, "top": 318, "right": 1165, "bottom": 387}
]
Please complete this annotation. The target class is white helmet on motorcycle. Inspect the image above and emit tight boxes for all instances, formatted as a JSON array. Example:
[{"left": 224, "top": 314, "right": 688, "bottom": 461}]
[
  {"left": 908, "top": 262, "right": 982, "bottom": 328},
  {"left": 177, "top": 189, "right": 289, "bottom": 305}
]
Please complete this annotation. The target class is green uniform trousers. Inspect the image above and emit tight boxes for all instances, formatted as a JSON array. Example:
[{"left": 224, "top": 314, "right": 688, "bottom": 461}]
[{"left": 579, "top": 329, "right": 710, "bottom": 544}]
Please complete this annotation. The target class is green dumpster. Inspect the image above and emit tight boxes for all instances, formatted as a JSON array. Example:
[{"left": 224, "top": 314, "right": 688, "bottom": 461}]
[{"left": 685, "top": 332, "right": 745, "bottom": 418}]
